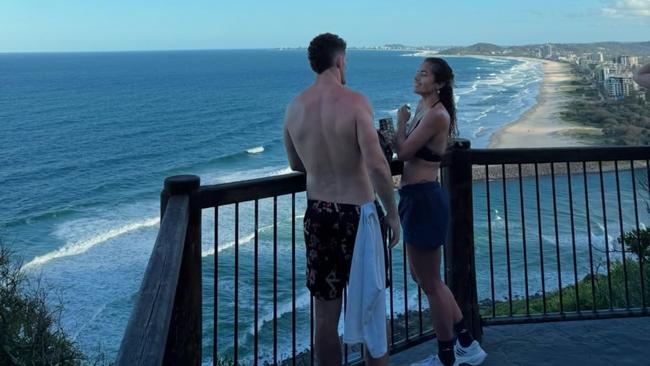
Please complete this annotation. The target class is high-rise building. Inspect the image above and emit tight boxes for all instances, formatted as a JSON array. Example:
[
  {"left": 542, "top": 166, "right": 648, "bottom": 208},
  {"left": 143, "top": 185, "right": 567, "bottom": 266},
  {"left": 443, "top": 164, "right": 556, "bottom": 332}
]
[
  {"left": 598, "top": 67, "right": 611, "bottom": 84},
  {"left": 591, "top": 52, "right": 605, "bottom": 63},
  {"left": 578, "top": 58, "right": 592, "bottom": 70},
  {"left": 544, "top": 44, "right": 554, "bottom": 58},
  {"left": 606, "top": 74, "right": 635, "bottom": 99},
  {"left": 607, "top": 77, "right": 624, "bottom": 99},
  {"left": 616, "top": 55, "right": 631, "bottom": 67},
  {"left": 598, "top": 64, "right": 621, "bottom": 83}
]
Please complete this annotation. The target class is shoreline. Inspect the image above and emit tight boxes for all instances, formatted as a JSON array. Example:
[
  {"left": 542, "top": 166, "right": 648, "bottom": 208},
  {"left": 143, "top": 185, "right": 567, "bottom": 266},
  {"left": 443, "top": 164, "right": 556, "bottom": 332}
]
[{"left": 488, "top": 60, "right": 600, "bottom": 148}]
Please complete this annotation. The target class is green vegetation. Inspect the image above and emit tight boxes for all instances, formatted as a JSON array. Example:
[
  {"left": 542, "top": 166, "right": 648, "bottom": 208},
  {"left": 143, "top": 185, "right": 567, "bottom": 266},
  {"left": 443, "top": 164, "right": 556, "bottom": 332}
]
[
  {"left": 481, "top": 229, "right": 650, "bottom": 317},
  {"left": 0, "top": 246, "right": 104, "bottom": 365},
  {"left": 215, "top": 355, "right": 237, "bottom": 366},
  {"left": 442, "top": 41, "right": 650, "bottom": 58},
  {"left": 561, "top": 68, "right": 650, "bottom": 146},
  {"left": 0, "top": 246, "right": 83, "bottom": 365},
  {"left": 481, "top": 260, "right": 649, "bottom": 318},
  {"left": 619, "top": 229, "right": 650, "bottom": 263}
]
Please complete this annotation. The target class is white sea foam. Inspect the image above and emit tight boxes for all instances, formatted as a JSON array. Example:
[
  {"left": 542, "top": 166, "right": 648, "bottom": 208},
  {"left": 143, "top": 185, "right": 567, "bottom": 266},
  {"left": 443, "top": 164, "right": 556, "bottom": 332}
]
[
  {"left": 270, "top": 166, "right": 295, "bottom": 176},
  {"left": 249, "top": 290, "right": 311, "bottom": 336},
  {"left": 473, "top": 126, "right": 487, "bottom": 137},
  {"left": 202, "top": 230, "right": 261, "bottom": 257},
  {"left": 482, "top": 105, "right": 496, "bottom": 114},
  {"left": 481, "top": 94, "right": 495, "bottom": 101},
  {"left": 201, "top": 214, "right": 305, "bottom": 257},
  {"left": 378, "top": 108, "right": 399, "bottom": 115},
  {"left": 22, "top": 217, "right": 160, "bottom": 270},
  {"left": 480, "top": 76, "right": 504, "bottom": 86},
  {"left": 225, "top": 289, "right": 313, "bottom": 365},
  {"left": 247, "top": 146, "right": 265, "bottom": 154},
  {"left": 457, "top": 80, "right": 480, "bottom": 96},
  {"left": 202, "top": 165, "right": 295, "bottom": 185},
  {"left": 474, "top": 114, "right": 488, "bottom": 122},
  {"left": 400, "top": 50, "right": 439, "bottom": 57}
]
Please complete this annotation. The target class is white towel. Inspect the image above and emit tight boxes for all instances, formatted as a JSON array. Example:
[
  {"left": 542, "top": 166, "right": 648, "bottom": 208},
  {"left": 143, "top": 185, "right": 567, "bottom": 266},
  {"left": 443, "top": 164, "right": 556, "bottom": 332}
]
[{"left": 342, "top": 201, "right": 387, "bottom": 358}]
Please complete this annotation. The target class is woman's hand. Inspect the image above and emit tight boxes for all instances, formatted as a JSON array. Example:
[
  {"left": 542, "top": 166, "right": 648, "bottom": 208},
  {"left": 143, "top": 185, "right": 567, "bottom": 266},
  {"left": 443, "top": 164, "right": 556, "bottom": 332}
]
[{"left": 397, "top": 104, "right": 411, "bottom": 125}]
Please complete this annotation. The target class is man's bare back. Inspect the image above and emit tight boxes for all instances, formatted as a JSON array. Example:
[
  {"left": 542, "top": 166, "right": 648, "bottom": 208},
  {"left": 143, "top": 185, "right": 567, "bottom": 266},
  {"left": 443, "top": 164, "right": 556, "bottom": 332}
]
[
  {"left": 282, "top": 33, "right": 399, "bottom": 366},
  {"left": 282, "top": 36, "right": 398, "bottom": 247},
  {"left": 284, "top": 81, "right": 375, "bottom": 205}
]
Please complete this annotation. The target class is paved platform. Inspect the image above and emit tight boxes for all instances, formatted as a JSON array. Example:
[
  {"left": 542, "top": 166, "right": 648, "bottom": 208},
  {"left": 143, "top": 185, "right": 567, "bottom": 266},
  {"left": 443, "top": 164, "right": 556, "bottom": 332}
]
[{"left": 389, "top": 317, "right": 650, "bottom": 366}]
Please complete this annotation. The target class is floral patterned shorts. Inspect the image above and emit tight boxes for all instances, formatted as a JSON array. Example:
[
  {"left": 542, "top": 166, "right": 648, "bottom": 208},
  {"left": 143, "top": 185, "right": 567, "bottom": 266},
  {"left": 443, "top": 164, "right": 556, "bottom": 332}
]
[{"left": 304, "top": 200, "right": 390, "bottom": 301}]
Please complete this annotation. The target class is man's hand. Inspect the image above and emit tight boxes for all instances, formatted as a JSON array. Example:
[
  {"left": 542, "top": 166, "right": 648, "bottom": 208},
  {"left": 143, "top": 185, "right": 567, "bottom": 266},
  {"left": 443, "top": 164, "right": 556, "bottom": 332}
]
[{"left": 386, "top": 213, "right": 401, "bottom": 248}]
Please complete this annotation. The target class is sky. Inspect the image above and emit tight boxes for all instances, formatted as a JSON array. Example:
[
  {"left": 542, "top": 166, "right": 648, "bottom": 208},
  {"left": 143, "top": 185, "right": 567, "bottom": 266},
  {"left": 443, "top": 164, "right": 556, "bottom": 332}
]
[{"left": 0, "top": 0, "right": 648, "bottom": 52}]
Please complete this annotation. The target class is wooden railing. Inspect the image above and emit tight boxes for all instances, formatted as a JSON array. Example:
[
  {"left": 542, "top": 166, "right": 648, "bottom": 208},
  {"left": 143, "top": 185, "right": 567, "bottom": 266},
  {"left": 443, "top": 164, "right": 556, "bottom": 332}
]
[
  {"left": 116, "top": 176, "right": 202, "bottom": 365},
  {"left": 116, "top": 140, "right": 650, "bottom": 365}
]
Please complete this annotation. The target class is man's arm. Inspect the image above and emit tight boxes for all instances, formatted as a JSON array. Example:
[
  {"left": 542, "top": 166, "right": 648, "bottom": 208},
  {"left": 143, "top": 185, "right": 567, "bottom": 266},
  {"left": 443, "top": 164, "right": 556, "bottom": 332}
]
[
  {"left": 283, "top": 125, "right": 305, "bottom": 172},
  {"left": 634, "top": 64, "right": 650, "bottom": 89},
  {"left": 283, "top": 102, "right": 306, "bottom": 172},
  {"left": 355, "top": 96, "right": 400, "bottom": 247}
]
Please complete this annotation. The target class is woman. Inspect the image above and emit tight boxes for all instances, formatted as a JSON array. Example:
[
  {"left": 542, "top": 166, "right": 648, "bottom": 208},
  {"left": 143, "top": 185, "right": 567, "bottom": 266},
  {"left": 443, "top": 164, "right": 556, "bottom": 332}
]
[{"left": 395, "top": 58, "right": 486, "bottom": 366}]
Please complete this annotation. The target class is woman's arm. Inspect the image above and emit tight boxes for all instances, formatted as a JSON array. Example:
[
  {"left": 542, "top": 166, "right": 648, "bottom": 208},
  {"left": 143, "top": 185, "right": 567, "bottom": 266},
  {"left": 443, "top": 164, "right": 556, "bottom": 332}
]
[
  {"left": 395, "top": 107, "right": 448, "bottom": 161},
  {"left": 395, "top": 105, "right": 411, "bottom": 160}
]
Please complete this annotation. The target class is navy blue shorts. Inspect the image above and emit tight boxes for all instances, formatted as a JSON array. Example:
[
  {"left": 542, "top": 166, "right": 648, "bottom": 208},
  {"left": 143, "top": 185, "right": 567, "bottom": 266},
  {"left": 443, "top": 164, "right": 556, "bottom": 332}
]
[{"left": 398, "top": 181, "right": 450, "bottom": 249}]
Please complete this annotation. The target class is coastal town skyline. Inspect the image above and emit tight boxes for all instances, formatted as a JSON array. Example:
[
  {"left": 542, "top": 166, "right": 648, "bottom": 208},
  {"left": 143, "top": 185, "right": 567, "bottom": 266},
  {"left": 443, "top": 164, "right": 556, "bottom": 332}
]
[{"left": 1, "top": 0, "right": 649, "bottom": 52}]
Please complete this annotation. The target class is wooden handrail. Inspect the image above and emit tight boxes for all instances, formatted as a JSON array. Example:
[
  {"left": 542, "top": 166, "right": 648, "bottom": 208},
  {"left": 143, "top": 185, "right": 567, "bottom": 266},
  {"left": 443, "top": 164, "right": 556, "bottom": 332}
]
[{"left": 115, "top": 195, "right": 189, "bottom": 366}]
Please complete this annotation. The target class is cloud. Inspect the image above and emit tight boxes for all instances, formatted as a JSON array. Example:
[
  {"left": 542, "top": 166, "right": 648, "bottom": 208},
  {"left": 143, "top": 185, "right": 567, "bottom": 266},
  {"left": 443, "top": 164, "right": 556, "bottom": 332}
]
[
  {"left": 602, "top": 0, "right": 650, "bottom": 18},
  {"left": 564, "top": 10, "right": 600, "bottom": 19}
]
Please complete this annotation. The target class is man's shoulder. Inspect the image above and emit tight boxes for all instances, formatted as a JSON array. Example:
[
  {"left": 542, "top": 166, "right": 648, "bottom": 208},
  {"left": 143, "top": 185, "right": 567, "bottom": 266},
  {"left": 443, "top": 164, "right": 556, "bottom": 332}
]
[
  {"left": 336, "top": 87, "right": 371, "bottom": 113},
  {"left": 340, "top": 87, "right": 369, "bottom": 103},
  {"left": 286, "top": 89, "right": 312, "bottom": 116},
  {"left": 291, "top": 88, "right": 311, "bottom": 105}
]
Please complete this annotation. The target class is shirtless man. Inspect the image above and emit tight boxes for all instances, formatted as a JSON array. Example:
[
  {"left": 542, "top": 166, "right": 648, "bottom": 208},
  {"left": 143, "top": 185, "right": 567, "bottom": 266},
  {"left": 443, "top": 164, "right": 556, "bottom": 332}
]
[{"left": 283, "top": 33, "right": 400, "bottom": 366}]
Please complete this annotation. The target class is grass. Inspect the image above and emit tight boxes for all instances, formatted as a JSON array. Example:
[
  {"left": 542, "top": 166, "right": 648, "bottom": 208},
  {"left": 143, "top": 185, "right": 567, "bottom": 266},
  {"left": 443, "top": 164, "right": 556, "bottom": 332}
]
[{"left": 480, "top": 259, "right": 650, "bottom": 318}]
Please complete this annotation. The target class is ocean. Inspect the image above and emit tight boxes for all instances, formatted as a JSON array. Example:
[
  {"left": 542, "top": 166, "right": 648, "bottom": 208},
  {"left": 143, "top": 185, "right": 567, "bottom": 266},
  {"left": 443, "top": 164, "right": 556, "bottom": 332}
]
[{"left": 6, "top": 50, "right": 641, "bottom": 364}]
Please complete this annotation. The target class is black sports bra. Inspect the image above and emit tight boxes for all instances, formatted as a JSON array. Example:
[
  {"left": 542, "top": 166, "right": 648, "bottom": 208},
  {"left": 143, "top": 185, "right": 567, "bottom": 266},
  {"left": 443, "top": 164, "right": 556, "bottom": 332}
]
[{"left": 406, "top": 100, "right": 443, "bottom": 162}]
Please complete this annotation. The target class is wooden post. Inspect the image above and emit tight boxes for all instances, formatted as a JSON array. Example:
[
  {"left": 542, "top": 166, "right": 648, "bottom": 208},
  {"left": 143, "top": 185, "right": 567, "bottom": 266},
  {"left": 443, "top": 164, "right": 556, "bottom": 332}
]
[
  {"left": 443, "top": 139, "right": 482, "bottom": 341},
  {"left": 161, "top": 175, "right": 202, "bottom": 365}
]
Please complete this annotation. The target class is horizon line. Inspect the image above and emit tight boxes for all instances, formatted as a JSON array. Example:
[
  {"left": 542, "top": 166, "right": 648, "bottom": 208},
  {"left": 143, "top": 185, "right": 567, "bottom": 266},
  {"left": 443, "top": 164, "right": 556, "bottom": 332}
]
[{"left": 1, "top": 40, "right": 648, "bottom": 55}]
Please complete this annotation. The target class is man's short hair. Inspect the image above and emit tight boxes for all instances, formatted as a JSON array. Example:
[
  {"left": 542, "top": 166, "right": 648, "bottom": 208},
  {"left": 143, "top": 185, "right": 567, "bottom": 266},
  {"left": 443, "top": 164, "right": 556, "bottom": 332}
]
[{"left": 308, "top": 33, "right": 347, "bottom": 74}]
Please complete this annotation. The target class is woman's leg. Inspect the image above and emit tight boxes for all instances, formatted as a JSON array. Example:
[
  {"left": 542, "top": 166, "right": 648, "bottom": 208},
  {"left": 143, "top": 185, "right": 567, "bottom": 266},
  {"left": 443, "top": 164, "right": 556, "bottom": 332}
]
[{"left": 406, "top": 244, "right": 462, "bottom": 341}]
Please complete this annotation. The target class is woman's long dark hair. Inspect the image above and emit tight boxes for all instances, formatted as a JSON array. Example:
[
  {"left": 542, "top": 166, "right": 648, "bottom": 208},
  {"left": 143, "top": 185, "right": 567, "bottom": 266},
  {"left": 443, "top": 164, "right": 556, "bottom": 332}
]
[{"left": 424, "top": 57, "right": 457, "bottom": 137}]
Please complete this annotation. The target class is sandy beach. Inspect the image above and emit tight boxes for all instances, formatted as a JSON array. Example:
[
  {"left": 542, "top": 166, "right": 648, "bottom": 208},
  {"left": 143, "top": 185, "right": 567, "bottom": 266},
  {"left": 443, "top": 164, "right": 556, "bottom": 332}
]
[{"left": 489, "top": 60, "right": 598, "bottom": 148}]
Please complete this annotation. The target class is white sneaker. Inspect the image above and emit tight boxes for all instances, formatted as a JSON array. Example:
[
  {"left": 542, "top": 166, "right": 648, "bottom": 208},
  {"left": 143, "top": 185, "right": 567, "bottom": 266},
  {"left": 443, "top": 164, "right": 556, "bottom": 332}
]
[
  {"left": 409, "top": 354, "right": 459, "bottom": 366},
  {"left": 454, "top": 340, "right": 487, "bottom": 365}
]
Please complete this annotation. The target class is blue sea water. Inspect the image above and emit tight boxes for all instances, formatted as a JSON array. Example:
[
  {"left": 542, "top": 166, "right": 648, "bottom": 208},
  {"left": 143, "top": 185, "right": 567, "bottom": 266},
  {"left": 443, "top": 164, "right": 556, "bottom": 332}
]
[{"left": 0, "top": 49, "right": 596, "bottom": 363}]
